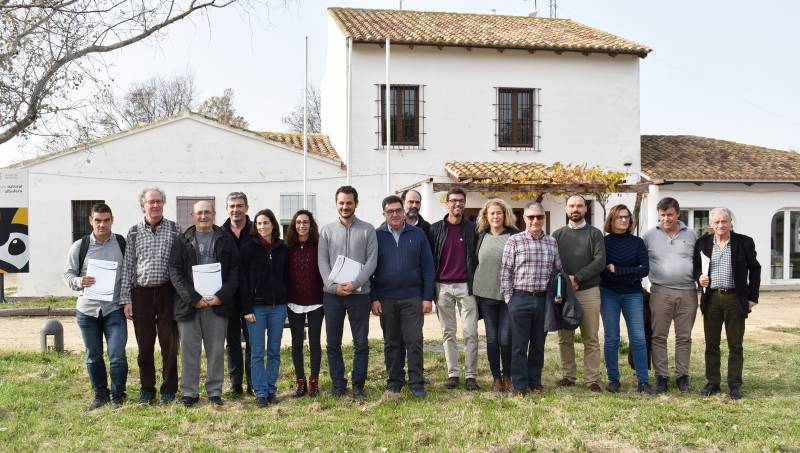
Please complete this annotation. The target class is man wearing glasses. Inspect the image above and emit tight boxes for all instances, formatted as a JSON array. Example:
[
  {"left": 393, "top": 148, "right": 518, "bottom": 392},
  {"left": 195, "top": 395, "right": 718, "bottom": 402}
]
[
  {"left": 551, "top": 194, "right": 606, "bottom": 392},
  {"left": 370, "top": 195, "right": 435, "bottom": 397},
  {"left": 501, "top": 201, "right": 562, "bottom": 394},
  {"left": 430, "top": 187, "right": 479, "bottom": 390}
]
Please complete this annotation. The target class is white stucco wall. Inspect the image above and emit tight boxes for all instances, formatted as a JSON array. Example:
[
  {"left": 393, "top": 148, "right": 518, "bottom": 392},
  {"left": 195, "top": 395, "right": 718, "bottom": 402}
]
[
  {"left": 321, "top": 36, "right": 642, "bottom": 228},
  {"left": 14, "top": 116, "right": 346, "bottom": 296},
  {"left": 645, "top": 182, "right": 800, "bottom": 286}
]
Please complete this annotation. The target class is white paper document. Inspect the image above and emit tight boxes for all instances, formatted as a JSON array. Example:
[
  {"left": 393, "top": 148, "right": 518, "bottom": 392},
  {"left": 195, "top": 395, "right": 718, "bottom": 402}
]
[
  {"left": 327, "top": 255, "right": 363, "bottom": 284},
  {"left": 84, "top": 259, "right": 118, "bottom": 302},
  {"left": 192, "top": 263, "right": 222, "bottom": 297},
  {"left": 701, "top": 253, "right": 710, "bottom": 276}
]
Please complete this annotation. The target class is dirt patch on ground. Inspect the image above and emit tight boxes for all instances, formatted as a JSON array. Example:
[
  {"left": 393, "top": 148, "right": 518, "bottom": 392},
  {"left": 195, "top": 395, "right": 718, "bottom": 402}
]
[{"left": 0, "top": 291, "right": 797, "bottom": 351}]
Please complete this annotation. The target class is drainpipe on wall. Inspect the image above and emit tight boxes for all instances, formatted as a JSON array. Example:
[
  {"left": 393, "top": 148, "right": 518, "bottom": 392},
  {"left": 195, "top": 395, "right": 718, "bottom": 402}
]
[{"left": 346, "top": 36, "right": 352, "bottom": 184}]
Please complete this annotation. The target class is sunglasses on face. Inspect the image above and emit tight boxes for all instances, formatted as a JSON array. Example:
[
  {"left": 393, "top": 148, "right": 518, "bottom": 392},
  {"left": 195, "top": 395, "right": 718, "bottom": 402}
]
[{"left": 525, "top": 214, "right": 545, "bottom": 221}]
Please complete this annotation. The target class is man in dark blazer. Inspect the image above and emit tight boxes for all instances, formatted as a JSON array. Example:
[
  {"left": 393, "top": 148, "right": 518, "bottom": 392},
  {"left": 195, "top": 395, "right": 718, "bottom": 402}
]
[{"left": 694, "top": 207, "right": 760, "bottom": 400}]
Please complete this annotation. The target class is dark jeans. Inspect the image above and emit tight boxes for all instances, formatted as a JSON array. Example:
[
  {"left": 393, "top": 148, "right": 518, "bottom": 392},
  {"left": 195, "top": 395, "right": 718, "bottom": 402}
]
[
  {"left": 507, "top": 290, "right": 547, "bottom": 390},
  {"left": 600, "top": 287, "right": 649, "bottom": 384},
  {"left": 76, "top": 308, "right": 128, "bottom": 398},
  {"left": 288, "top": 306, "right": 325, "bottom": 378},
  {"left": 380, "top": 297, "right": 424, "bottom": 388},
  {"left": 131, "top": 284, "right": 178, "bottom": 394},
  {"left": 478, "top": 297, "right": 511, "bottom": 379},
  {"left": 704, "top": 292, "right": 745, "bottom": 386},
  {"left": 324, "top": 292, "right": 371, "bottom": 390},
  {"left": 226, "top": 315, "right": 252, "bottom": 390}
]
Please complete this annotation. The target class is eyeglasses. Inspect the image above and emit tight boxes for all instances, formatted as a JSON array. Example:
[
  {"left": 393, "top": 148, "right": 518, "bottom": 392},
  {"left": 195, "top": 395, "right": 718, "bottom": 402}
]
[
  {"left": 295, "top": 220, "right": 310, "bottom": 225},
  {"left": 447, "top": 199, "right": 466, "bottom": 205},
  {"left": 615, "top": 215, "right": 631, "bottom": 221},
  {"left": 525, "top": 214, "right": 545, "bottom": 221},
  {"left": 384, "top": 208, "right": 404, "bottom": 216}
]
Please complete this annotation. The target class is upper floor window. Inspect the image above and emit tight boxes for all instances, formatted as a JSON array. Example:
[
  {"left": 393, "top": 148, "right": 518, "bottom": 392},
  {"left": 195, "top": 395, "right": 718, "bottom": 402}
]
[
  {"left": 379, "top": 85, "right": 420, "bottom": 147},
  {"left": 496, "top": 87, "right": 541, "bottom": 151}
]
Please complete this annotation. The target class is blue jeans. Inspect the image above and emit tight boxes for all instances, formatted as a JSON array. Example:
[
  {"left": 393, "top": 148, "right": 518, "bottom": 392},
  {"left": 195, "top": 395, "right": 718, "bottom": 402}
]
[
  {"left": 600, "top": 287, "right": 649, "bottom": 384},
  {"left": 76, "top": 308, "right": 128, "bottom": 398},
  {"left": 478, "top": 297, "right": 511, "bottom": 379},
  {"left": 248, "top": 304, "right": 287, "bottom": 397},
  {"left": 507, "top": 291, "right": 547, "bottom": 390},
  {"left": 324, "top": 293, "right": 371, "bottom": 390}
]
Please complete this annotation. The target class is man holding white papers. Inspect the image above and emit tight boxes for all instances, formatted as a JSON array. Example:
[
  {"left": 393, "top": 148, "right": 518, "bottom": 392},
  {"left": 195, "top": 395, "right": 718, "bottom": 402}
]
[
  {"left": 643, "top": 197, "right": 698, "bottom": 394},
  {"left": 370, "top": 195, "right": 434, "bottom": 398},
  {"left": 64, "top": 203, "right": 128, "bottom": 409},
  {"left": 169, "top": 200, "right": 240, "bottom": 407},
  {"left": 318, "top": 186, "right": 378, "bottom": 399}
]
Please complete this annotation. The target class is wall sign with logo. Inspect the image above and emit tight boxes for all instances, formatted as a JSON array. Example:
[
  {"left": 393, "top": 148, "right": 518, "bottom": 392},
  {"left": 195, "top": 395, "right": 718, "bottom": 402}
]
[{"left": 0, "top": 169, "right": 29, "bottom": 273}]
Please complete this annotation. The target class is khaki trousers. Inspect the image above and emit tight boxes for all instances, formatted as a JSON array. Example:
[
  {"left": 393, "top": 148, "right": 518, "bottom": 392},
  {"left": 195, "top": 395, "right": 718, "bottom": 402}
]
[
  {"left": 649, "top": 284, "right": 698, "bottom": 378},
  {"left": 436, "top": 282, "right": 479, "bottom": 379},
  {"left": 558, "top": 286, "right": 602, "bottom": 385}
]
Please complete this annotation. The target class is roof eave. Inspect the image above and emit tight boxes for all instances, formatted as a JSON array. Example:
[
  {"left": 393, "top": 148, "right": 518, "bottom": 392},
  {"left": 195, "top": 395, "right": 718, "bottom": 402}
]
[
  {"left": 352, "top": 39, "right": 650, "bottom": 58},
  {"left": 655, "top": 178, "right": 800, "bottom": 185}
]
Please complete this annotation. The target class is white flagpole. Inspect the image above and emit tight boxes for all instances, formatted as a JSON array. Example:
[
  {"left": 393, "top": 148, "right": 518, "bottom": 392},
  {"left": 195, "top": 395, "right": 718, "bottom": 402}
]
[
  {"left": 385, "top": 38, "right": 391, "bottom": 194},
  {"left": 303, "top": 35, "right": 308, "bottom": 209}
]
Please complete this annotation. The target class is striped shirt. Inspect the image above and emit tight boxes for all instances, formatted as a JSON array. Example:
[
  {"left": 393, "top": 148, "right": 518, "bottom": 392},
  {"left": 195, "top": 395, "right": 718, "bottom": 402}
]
[
  {"left": 120, "top": 217, "right": 181, "bottom": 304},
  {"left": 710, "top": 240, "right": 735, "bottom": 289},
  {"left": 500, "top": 230, "right": 562, "bottom": 302}
]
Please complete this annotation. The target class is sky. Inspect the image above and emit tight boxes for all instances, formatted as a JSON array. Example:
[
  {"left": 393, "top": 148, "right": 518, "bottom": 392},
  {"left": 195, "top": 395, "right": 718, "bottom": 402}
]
[{"left": 2, "top": 0, "right": 798, "bottom": 165}]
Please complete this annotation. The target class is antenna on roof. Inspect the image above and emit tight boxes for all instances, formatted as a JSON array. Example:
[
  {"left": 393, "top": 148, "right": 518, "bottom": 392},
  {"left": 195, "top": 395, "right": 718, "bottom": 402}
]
[{"left": 549, "top": 0, "right": 558, "bottom": 18}]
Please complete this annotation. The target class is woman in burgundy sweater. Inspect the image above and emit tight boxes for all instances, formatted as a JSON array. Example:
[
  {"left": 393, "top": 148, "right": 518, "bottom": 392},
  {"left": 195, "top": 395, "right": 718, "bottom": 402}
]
[{"left": 285, "top": 209, "right": 324, "bottom": 397}]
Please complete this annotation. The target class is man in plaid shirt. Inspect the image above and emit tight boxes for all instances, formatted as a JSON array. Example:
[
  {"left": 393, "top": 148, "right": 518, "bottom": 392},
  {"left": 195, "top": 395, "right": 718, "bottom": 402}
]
[
  {"left": 120, "top": 187, "right": 182, "bottom": 404},
  {"left": 501, "top": 201, "right": 561, "bottom": 395}
]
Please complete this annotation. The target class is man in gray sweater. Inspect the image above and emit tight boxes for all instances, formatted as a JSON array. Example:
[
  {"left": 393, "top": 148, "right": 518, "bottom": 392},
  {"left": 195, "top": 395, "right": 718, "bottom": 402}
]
[
  {"left": 318, "top": 185, "right": 378, "bottom": 399},
  {"left": 643, "top": 197, "right": 698, "bottom": 393},
  {"left": 551, "top": 195, "right": 606, "bottom": 392}
]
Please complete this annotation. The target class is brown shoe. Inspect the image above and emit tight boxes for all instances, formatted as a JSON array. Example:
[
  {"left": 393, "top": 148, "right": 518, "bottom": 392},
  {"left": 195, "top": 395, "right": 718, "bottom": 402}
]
[
  {"left": 502, "top": 375, "right": 512, "bottom": 392},
  {"left": 588, "top": 382, "right": 603, "bottom": 393},
  {"left": 293, "top": 377, "right": 307, "bottom": 398},
  {"left": 308, "top": 376, "right": 319, "bottom": 397},
  {"left": 493, "top": 378, "right": 504, "bottom": 392},
  {"left": 557, "top": 378, "right": 576, "bottom": 387},
  {"left": 531, "top": 386, "right": 546, "bottom": 394}
]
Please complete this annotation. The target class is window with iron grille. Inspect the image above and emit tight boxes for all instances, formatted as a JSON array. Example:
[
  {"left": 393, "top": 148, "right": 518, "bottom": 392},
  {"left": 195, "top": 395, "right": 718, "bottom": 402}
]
[
  {"left": 376, "top": 84, "right": 425, "bottom": 149},
  {"left": 495, "top": 87, "right": 541, "bottom": 151},
  {"left": 280, "top": 193, "right": 316, "bottom": 238},
  {"left": 71, "top": 200, "right": 105, "bottom": 242}
]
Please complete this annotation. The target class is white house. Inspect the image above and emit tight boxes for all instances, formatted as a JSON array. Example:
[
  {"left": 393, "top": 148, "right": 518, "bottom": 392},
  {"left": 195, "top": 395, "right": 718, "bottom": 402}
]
[
  {"left": 8, "top": 7, "right": 658, "bottom": 296},
  {"left": 641, "top": 135, "right": 800, "bottom": 287},
  {"left": 9, "top": 112, "right": 347, "bottom": 296},
  {"left": 322, "top": 7, "right": 652, "bottom": 230}
]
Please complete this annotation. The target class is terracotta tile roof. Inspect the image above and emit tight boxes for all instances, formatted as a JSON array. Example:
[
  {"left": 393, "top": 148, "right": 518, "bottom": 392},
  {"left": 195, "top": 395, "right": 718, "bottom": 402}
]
[
  {"left": 641, "top": 135, "right": 800, "bottom": 183},
  {"left": 257, "top": 131, "right": 343, "bottom": 165},
  {"left": 328, "top": 7, "right": 651, "bottom": 58},
  {"left": 445, "top": 161, "right": 623, "bottom": 185}
]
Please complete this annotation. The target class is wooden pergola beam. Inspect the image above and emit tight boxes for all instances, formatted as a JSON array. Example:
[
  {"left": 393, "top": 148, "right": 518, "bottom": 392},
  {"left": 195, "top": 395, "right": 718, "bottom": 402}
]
[{"left": 432, "top": 182, "right": 650, "bottom": 194}]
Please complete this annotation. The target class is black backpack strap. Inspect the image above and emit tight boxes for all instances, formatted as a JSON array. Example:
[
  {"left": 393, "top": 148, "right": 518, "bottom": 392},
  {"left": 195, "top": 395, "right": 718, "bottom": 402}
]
[
  {"left": 77, "top": 235, "right": 91, "bottom": 274},
  {"left": 115, "top": 234, "right": 127, "bottom": 256}
]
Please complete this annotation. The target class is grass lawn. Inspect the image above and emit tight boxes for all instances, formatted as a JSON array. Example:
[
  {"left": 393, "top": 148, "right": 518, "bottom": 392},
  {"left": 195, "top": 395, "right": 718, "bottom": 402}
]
[
  {"left": 0, "top": 339, "right": 798, "bottom": 452},
  {"left": 0, "top": 297, "right": 74, "bottom": 310}
]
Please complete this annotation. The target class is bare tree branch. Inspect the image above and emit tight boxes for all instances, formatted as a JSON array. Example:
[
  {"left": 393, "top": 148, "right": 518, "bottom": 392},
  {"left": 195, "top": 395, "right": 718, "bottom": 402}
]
[
  {"left": 281, "top": 84, "right": 321, "bottom": 133},
  {"left": 0, "top": 0, "right": 244, "bottom": 145}
]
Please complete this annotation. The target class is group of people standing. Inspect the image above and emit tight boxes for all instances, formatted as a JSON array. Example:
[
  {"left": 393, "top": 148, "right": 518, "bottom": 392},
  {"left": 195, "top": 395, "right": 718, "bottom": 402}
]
[{"left": 64, "top": 185, "right": 760, "bottom": 410}]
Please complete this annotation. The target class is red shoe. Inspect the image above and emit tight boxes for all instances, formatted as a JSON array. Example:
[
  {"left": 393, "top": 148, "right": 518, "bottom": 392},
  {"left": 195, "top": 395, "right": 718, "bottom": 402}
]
[
  {"left": 293, "top": 377, "right": 307, "bottom": 398},
  {"left": 308, "top": 376, "right": 319, "bottom": 397}
]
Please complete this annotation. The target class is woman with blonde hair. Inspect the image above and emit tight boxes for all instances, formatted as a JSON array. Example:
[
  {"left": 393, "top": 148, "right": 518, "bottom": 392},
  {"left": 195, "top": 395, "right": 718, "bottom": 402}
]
[{"left": 473, "top": 198, "right": 518, "bottom": 392}]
